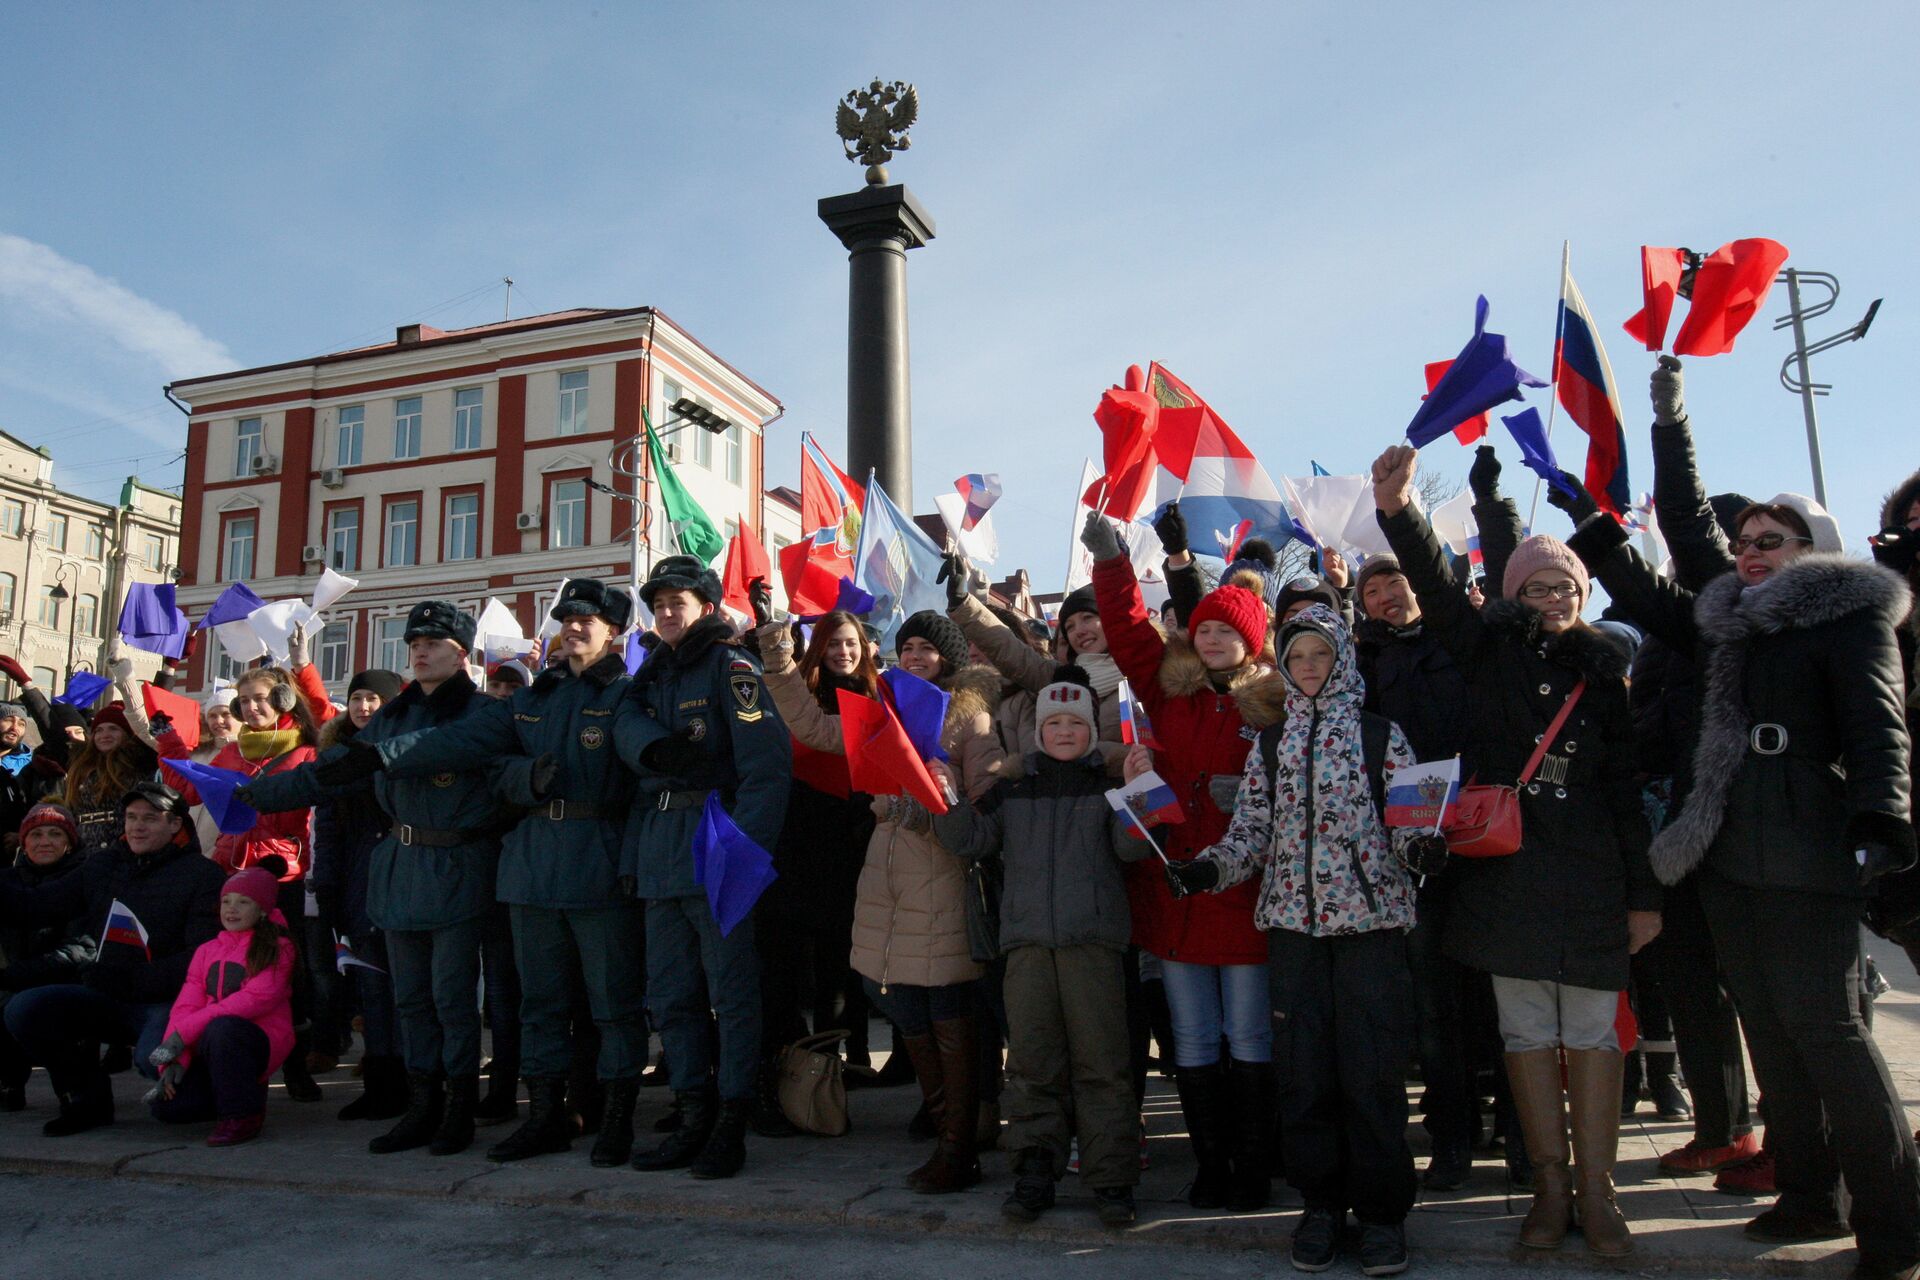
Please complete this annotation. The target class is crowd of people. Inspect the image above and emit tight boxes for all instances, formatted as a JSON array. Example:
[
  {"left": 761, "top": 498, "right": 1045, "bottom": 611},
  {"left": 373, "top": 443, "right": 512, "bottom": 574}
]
[{"left": 0, "top": 356, "right": 1914, "bottom": 1278}]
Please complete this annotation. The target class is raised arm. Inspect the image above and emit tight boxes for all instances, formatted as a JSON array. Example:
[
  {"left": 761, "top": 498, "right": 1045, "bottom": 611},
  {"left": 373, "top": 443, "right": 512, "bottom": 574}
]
[
  {"left": 1086, "top": 514, "right": 1168, "bottom": 691},
  {"left": 1373, "top": 446, "right": 1484, "bottom": 663},
  {"left": 108, "top": 655, "right": 159, "bottom": 750},
  {"left": 1468, "top": 446, "right": 1523, "bottom": 601},
  {"left": 1647, "top": 359, "right": 1737, "bottom": 590},
  {"left": 755, "top": 624, "right": 846, "bottom": 754},
  {"left": 1563, "top": 513, "right": 1702, "bottom": 659},
  {"left": 948, "top": 594, "right": 1057, "bottom": 695}
]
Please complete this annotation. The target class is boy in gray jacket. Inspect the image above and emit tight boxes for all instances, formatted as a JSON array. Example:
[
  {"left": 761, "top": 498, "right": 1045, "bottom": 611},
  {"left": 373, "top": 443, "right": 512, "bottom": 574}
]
[{"left": 933, "top": 669, "right": 1151, "bottom": 1227}]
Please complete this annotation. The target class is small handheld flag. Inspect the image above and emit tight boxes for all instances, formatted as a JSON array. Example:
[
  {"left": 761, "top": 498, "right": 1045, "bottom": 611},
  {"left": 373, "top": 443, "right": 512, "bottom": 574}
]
[
  {"left": 879, "top": 667, "right": 951, "bottom": 764},
  {"left": 1406, "top": 297, "right": 1548, "bottom": 448},
  {"left": 692, "top": 794, "right": 779, "bottom": 937},
  {"left": 53, "top": 672, "right": 112, "bottom": 709},
  {"left": 1115, "top": 678, "right": 1161, "bottom": 751},
  {"left": 335, "top": 936, "right": 387, "bottom": 975},
  {"left": 1501, "top": 408, "right": 1577, "bottom": 501},
  {"left": 165, "top": 758, "right": 261, "bottom": 835},
  {"left": 1384, "top": 758, "right": 1463, "bottom": 831},
  {"left": 1105, "top": 770, "right": 1185, "bottom": 827},
  {"left": 103, "top": 899, "right": 150, "bottom": 958},
  {"left": 952, "top": 473, "right": 1003, "bottom": 531}
]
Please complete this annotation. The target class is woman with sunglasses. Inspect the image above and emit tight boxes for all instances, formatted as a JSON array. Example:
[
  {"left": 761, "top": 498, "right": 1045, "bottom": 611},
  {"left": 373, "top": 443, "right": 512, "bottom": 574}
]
[{"left": 1552, "top": 358, "right": 1918, "bottom": 1280}]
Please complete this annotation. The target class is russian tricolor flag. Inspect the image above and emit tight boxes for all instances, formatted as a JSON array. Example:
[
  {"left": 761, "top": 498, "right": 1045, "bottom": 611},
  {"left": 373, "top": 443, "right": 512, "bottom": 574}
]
[
  {"left": 952, "top": 473, "right": 1002, "bottom": 531},
  {"left": 1153, "top": 406, "right": 1296, "bottom": 552},
  {"left": 103, "top": 899, "right": 150, "bottom": 958},
  {"left": 1556, "top": 266, "right": 1631, "bottom": 518},
  {"left": 1384, "top": 759, "right": 1462, "bottom": 829},
  {"left": 335, "top": 935, "right": 387, "bottom": 975},
  {"left": 1116, "top": 678, "right": 1161, "bottom": 751},
  {"left": 1106, "top": 769, "right": 1185, "bottom": 827}
]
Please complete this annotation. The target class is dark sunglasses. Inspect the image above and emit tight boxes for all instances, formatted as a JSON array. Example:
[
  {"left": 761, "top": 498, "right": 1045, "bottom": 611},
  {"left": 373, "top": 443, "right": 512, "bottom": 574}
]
[{"left": 1730, "top": 532, "right": 1812, "bottom": 554}]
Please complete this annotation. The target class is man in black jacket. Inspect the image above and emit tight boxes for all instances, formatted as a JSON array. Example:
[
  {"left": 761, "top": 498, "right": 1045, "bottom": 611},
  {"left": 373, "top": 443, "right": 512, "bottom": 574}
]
[
  {"left": 0, "top": 696, "right": 67, "bottom": 843},
  {"left": 0, "top": 803, "right": 98, "bottom": 1110},
  {"left": 0, "top": 782, "right": 224, "bottom": 1135}
]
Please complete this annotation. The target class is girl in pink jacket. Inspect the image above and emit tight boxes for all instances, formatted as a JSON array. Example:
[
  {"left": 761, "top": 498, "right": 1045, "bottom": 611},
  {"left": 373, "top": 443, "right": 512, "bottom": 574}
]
[{"left": 147, "top": 867, "right": 295, "bottom": 1146}]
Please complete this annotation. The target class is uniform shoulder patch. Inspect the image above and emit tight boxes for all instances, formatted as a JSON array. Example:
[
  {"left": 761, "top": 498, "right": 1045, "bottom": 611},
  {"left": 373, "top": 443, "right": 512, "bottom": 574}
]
[
  {"left": 730, "top": 671, "right": 762, "bottom": 715},
  {"left": 729, "top": 656, "right": 757, "bottom": 672}
]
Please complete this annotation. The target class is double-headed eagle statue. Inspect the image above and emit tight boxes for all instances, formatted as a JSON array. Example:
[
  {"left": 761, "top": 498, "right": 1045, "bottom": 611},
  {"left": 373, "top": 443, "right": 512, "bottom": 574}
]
[{"left": 836, "top": 79, "right": 918, "bottom": 185}]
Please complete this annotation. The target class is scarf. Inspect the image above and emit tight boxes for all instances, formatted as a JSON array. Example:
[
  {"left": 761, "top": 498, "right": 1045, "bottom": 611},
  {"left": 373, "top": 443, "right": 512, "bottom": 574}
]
[
  {"left": 0, "top": 745, "right": 31, "bottom": 778},
  {"left": 1075, "top": 650, "right": 1124, "bottom": 698},
  {"left": 238, "top": 729, "right": 302, "bottom": 762}
]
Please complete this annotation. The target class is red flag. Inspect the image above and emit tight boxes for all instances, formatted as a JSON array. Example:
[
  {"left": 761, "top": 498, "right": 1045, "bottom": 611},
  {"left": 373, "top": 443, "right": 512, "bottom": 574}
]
[
  {"left": 1624, "top": 246, "right": 1688, "bottom": 351},
  {"left": 720, "top": 512, "right": 772, "bottom": 616},
  {"left": 792, "top": 741, "right": 852, "bottom": 799},
  {"left": 836, "top": 688, "right": 949, "bottom": 814},
  {"left": 142, "top": 682, "right": 201, "bottom": 752},
  {"left": 1084, "top": 384, "right": 1160, "bottom": 519},
  {"left": 778, "top": 540, "right": 848, "bottom": 616},
  {"left": 1422, "top": 360, "right": 1490, "bottom": 445},
  {"left": 1671, "top": 238, "right": 1789, "bottom": 357}
]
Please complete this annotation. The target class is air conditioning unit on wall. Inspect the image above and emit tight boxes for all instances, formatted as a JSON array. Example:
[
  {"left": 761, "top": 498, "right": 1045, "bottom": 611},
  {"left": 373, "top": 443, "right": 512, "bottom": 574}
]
[
  {"left": 515, "top": 510, "right": 542, "bottom": 532},
  {"left": 320, "top": 468, "right": 346, "bottom": 488},
  {"left": 250, "top": 454, "right": 279, "bottom": 476},
  {"left": 302, "top": 545, "right": 324, "bottom": 563}
]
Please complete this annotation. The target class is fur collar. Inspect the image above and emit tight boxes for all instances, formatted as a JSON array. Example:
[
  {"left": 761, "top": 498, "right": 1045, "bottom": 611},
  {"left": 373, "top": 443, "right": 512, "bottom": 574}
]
[
  {"left": 943, "top": 663, "right": 1003, "bottom": 739},
  {"left": 1694, "top": 553, "right": 1912, "bottom": 644},
  {"left": 387, "top": 669, "right": 479, "bottom": 722},
  {"left": 1480, "top": 600, "right": 1629, "bottom": 684},
  {"left": 658, "top": 616, "right": 737, "bottom": 669},
  {"left": 1650, "top": 555, "right": 1911, "bottom": 885},
  {"left": 320, "top": 714, "right": 356, "bottom": 751},
  {"left": 1155, "top": 631, "right": 1288, "bottom": 729},
  {"left": 533, "top": 651, "right": 629, "bottom": 694}
]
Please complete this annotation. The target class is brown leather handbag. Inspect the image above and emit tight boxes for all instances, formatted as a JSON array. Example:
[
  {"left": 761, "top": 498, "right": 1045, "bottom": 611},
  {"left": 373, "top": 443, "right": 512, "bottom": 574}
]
[
  {"left": 1444, "top": 680, "right": 1586, "bottom": 858},
  {"left": 777, "top": 1030, "right": 851, "bottom": 1136}
]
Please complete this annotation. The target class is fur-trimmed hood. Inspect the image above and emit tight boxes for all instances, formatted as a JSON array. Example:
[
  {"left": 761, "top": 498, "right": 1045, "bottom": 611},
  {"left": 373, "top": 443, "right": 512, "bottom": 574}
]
[
  {"left": 1479, "top": 599, "right": 1630, "bottom": 685},
  {"left": 943, "top": 663, "right": 1003, "bottom": 738},
  {"left": 319, "top": 713, "right": 358, "bottom": 751},
  {"left": 1883, "top": 468, "right": 1920, "bottom": 536},
  {"left": 1154, "top": 630, "right": 1288, "bottom": 730}
]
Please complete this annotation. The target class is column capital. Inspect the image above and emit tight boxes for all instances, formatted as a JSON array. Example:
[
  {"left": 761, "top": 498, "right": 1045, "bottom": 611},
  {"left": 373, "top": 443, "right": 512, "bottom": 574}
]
[{"left": 818, "top": 183, "right": 937, "bottom": 252}]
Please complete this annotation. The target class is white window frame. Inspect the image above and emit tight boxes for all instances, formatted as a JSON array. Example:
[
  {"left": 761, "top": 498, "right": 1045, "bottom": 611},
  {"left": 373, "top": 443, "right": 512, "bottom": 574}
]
[
  {"left": 723, "top": 421, "right": 743, "bottom": 485},
  {"left": 374, "top": 616, "right": 409, "bottom": 674},
  {"left": 557, "top": 369, "right": 589, "bottom": 437},
  {"left": 84, "top": 524, "right": 105, "bottom": 559},
  {"left": 0, "top": 501, "right": 22, "bottom": 535},
  {"left": 336, "top": 405, "right": 365, "bottom": 466},
  {"left": 234, "top": 417, "right": 263, "bottom": 477},
  {"left": 36, "top": 585, "right": 60, "bottom": 627},
  {"left": 452, "top": 387, "right": 484, "bottom": 451},
  {"left": 393, "top": 396, "right": 423, "bottom": 460},
  {"left": 551, "top": 479, "right": 587, "bottom": 549},
  {"left": 76, "top": 593, "right": 100, "bottom": 637},
  {"left": 0, "top": 572, "right": 15, "bottom": 618},
  {"left": 222, "top": 516, "right": 257, "bottom": 582},
  {"left": 143, "top": 534, "right": 166, "bottom": 570},
  {"left": 444, "top": 493, "right": 480, "bottom": 561},
  {"left": 45, "top": 512, "right": 68, "bottom": 552},
  {"left": 325, "top": 508, "right": 359, "bottom": 572},
  {"left": 317, "top": 619, "right": 354, "bottom": 683},
  {"left": 385, "top": 500, "right": 419, "bottom": 567}
]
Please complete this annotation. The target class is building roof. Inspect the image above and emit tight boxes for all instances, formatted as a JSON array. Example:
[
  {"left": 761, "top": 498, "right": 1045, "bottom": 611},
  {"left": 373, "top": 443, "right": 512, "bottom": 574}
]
[{"left": 767, "top": 485, "right": 802, "bottom": 511}]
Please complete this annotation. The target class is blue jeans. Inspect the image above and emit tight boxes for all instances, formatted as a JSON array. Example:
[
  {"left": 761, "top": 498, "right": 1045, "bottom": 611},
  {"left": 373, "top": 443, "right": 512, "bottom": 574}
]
[
  {"left": 3, "top": 985, "right": 171, "bottom": 1085},
  {"left": 1160, "top": 959, "right": 1272, "bottom": 1066}
]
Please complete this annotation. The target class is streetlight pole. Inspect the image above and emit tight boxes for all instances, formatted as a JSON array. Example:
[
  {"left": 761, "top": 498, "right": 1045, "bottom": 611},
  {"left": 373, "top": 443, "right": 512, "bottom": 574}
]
[
  {"left": 48, "top": 560, "right": 81, "bottom": 694},
  {"left": 604, "top": 397, "right": 732, "bottom": 605},
  {"left": 1774, "top": 268, "right": 1881, "bottom": 509}
]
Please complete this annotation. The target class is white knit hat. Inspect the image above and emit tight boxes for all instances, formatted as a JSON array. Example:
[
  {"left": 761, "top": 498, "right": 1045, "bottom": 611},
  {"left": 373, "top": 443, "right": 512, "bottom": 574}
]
[
  {"left": 1765, "top": 492, "right": 1844, "bottom": 555},
  {"left": 1034, "top": 678, "right": 1098, "bottom": 748}
]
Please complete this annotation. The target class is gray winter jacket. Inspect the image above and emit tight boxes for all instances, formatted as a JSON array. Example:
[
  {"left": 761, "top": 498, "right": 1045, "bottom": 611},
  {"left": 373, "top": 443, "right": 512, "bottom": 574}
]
[{"left": 932, "top": 750, "right": 1151, "bottom": 952}]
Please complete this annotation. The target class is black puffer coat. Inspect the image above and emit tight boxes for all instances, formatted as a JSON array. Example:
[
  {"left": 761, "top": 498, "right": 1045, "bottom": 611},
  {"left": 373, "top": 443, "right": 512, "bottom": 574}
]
[
  {"left": 0, "top": 848, "right": 97, "bottom": 992},
  {"left": 1568, "top": 514, "right": 1915, "bottom": 898},
  {"left": 764, "top": 671, "right": 876, "bottom": 926},
  {"left": 309, "top": 713, "right": 391, "bottom": 946},
  {"left": 1380, "top": 504, "right": 1657, "bottom": 991}
]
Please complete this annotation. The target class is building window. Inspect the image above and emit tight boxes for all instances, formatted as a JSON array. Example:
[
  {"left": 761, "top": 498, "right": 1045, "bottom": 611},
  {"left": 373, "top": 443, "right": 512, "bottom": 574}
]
[
  {"left": 374, "top": 617, "right": 408, "bottom": 674},
  {"left": 393, "top": 396, "right": 423, "bottom": 460},
  {"left": 209, "top": 645, "right": 245, "bottom": 683},
  {"left": 143, "top": 534, "right": 166, "bottom": 570},
  {"left": 0, "top": 572, "right": 14, "bottom": 620},
  {"left": 84, "top": 525, "right": 106, "bottom": 559},
  {"left": 453, "top": 387, "right": 484, "bottom": 451},
  {"left": 45, "top": 512, "right": 68, "bottom": 552},
  {"left": 550, "top": 479, "right": 587, "bottom": 549},
  {"left": 0, "top": 500, "right": 21, "bottom": 535},
  {"left": 336, "top": 405, "right": 365, "bottom": 466},
  {"left": 221, "top": 516, "right": 257, "bottom": 582},
  {"left": 384, "top": 499, "right": 419, "bottom": 567},
  {"left": 325, "top": 507, "right": 360, "bottom": 572},
  {"left": 317, "top": 620, "right": 353, "bottom": 683},
  {"left": 30, "top": 666, "right": 56, "bottom": 690},
  {"left": 723, "top": 421, "right": 743, "bottom": 484},
  {"left": 444, "top": 493, "right": 480, "bottom": 561},
  {"left": 77, "top": 593, "right": 100, "bottom": 637},
  {"left": 693, "top": 415, "right": 714, "bottom": 469},
  {"left": 234, "top": 417, "right": 263, "bottom": 476},
  {"left": 557, "top": 369, "right": 589, "bottom": 436},
  {"left": 36, "top": 585, "right": 60, "bottom": 628}
]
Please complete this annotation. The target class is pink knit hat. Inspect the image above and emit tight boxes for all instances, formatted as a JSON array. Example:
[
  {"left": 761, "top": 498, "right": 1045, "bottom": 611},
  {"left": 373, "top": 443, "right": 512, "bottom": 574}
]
[
  {"left": 222, "top": 867, "right": 279, "bottom": 913},
  {"left": 1186, "top": 584, "right": 1268, "bottom": 655},
  {"left": 1503, "top": 534, "right": 1590, "bottom": 604}
]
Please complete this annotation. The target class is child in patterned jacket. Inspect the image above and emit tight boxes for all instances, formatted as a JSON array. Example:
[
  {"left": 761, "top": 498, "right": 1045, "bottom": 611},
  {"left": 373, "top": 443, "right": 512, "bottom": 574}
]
[{"left": 1167, "top": 603, "right": 1448, "bottom": 1276}]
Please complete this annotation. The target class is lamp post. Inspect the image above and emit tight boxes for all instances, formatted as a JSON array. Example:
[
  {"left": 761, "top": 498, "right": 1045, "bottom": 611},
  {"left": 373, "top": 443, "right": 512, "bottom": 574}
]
[
  {"left": 1775, "top": 269, "right": 1881, "bottom": 509},
  {"left": 604, "top": 397, "right": 733, "bottom": 604},
  {"left": 47, "top": 560, "right": 82, "bottom": 694}
]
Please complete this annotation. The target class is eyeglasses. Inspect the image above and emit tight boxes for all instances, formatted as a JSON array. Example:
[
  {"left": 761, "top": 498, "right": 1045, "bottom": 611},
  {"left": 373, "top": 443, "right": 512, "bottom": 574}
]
[
  {"left": 1730, "top": 532, "right": 1812, "bottom": 554},
  {"left": 1518, "top": 582, "right": 1581, "bottom": 601}
]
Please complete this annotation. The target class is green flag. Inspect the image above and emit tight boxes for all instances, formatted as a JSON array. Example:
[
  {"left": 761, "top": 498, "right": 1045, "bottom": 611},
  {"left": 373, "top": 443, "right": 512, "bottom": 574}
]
[{"left": 644, "top": 410, "right": 725, "bottom": 564}]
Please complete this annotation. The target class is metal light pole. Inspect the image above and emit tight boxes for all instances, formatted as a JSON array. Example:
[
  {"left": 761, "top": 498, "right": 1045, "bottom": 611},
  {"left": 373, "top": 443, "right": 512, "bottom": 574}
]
[
  {"left": 604, "top": 397, "right": 732, "bottom": 604},
  {"left": 48, "top": 560, "right": 82, "bottom": 693},
  {"left": 1775, "top": 268, "right": 1881, "bottom": 508}
]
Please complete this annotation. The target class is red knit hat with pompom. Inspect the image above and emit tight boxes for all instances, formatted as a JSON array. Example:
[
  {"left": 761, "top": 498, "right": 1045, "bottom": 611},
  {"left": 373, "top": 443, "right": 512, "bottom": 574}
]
[{"left": 1186, "top": 584, "right": 1268, "bottom": 656}]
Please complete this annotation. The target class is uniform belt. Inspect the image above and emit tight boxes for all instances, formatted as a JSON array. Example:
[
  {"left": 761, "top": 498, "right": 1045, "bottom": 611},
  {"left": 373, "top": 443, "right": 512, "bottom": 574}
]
[
  {"left": 655, "top": 789, "right": 715, "bottom": 812},
  {"left": 535, "top": 799, "right": 604, "bottom": 821},
  {"left": 394, "top": 824, "right": 491, "bottom": 848}
]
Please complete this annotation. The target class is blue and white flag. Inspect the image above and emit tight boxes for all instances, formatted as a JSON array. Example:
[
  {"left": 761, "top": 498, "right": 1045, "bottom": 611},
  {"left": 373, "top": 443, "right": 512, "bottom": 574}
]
[{"left": 852, "top": 472, "right": 947, "bottom": 650}]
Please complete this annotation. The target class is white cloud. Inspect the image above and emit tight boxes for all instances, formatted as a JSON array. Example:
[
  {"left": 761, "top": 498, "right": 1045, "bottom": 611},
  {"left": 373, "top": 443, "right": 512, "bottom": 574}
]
[{"left": 0, "top": 232, "right": 232, "bottom": 377}]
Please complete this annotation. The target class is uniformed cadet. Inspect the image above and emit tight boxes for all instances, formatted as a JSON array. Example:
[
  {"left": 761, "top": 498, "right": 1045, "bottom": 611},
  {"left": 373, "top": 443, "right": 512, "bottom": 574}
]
[
  {"left": 246, "top": 600, "right": 511, "bottom": 1158},
  {"left": 621, "top": 555, "right": 791, "bottom": 1181},
  {"left": 322, "top": 580, "right": 646, "bottom": 1168}
]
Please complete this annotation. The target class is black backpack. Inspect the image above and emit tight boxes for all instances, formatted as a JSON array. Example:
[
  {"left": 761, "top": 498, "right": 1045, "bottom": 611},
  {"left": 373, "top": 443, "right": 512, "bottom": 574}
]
[{"left": 1254, "top": 711, "right": 1393, "bottom": 824}]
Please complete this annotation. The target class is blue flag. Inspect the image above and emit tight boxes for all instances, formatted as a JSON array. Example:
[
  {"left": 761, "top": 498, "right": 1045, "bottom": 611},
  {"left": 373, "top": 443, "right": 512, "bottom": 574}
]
[
  {"left": 692, "top": 794, "right": 778, "bottom": 937},
  {"left": 165, "top": 758, "right": 261, "bottom": 835},
  {"left": 201, "top": 583, "right": 269, "bottom": 628},
  {"left": 117, "top": 584, "right": 192, "bottom": 660},
  {"left": 880, "top": 667, "right": 951, "bottom": 763},
  {"left": 53, "top": 671, "right": 112, "bottom": 709},
  {"left": 851, "top": 473, "right": 947, "bottom": 649},
  {"left": 1406, "top": 296, "right": 1548, "bottom": 447},
  {"left": 1501, "top": 409, "right": 1578, "bottom": 500}
]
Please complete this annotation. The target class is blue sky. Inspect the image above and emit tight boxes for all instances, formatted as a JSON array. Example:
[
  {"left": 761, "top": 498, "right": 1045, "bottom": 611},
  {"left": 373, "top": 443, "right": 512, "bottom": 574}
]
[{"left": 3, "top": 1, "right": 1913, "bottom": 585}]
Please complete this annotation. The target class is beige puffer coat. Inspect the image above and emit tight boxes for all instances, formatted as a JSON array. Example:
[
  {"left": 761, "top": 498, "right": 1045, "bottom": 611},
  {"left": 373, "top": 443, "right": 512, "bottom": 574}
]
[
  {"left": 759, "top": 627, "right": 1005, "bottom": 990},
  {"left": 947, "top": 595, "right": 1128, "bottom": 774}
]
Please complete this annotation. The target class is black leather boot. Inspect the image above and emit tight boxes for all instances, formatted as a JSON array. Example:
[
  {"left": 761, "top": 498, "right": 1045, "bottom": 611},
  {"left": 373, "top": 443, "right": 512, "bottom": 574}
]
[
  {"left": 339, "top": 1055, "right": 409, "bottom": 1121},
  {"left": 369, "top": 1072, "right": 443, "bottom": 1154},
  {"left": 750, "top": 1058, "right": 798, "bottom": 1138},
  {"left": 430, "top": 1075, "right": 478, "bottom": 1156},
  {"left": 1227, "top": 1058, "right": 1275, "bottom": 1212},
  {"left": 486, "top": 1077, "right": 572, "bottom": 1162},
  {"left": 690, "top": 1098, "right": 751, "bottom": 1180},
  {"left": 474, "top": 1054, "right": 519, "bottom": 1123},
  {"left": 1174, "top": 1063, "right": 1232, "bottom": 1209},
  {"left": 591, "top": 1079, "right": 640, "bottom": 1167},
  {"left": 42, "top": 1064, "right": 113, "bottom": 1137},
  {"left": 632, "top": 1088, "right": 716, "bottom": 1170}
]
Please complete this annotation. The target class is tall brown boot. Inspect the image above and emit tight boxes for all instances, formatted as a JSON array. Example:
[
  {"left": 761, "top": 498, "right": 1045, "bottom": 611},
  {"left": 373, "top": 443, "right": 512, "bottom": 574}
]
[
  {"left": 900, "top": 1031, "right": 945, "bottom": 1139},
  {"left": 1506, "top": 1050, "right": 1573, "bottom": 1249},
  {"left": 1566, "top": 1049, "right": 1633, "bottom": 1256},
  {"left": 909, "top": 1017, "right": 980, "bottom": 1193}
]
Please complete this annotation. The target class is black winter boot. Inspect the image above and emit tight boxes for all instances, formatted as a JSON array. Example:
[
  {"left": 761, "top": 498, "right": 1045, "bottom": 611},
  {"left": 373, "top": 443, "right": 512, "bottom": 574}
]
[
  {"left": 1002, "top": 1148, "right": 1056, "bottom": 1222},
  {"left": 339, "top": 1055, "right": 409, "bottom": 1121},
  {"left": 281, "top": 1030, "right": 323, "bottom": 1103},
  {"left": 42, "top": 1065, "right": 113, "bottom": 1137},
  {"left": 690, "top": 1098, "right": 752, "bottom": 1180},
  {"left": 1174, "top": 1063, "right": 1232, "bottom": 1209},
  {"left": 475, "top": 1054, "right": 519, "bottom": 1123},
  {"left": 591, "top": 1079, "right": 640, "bottom": 1167},
  {"left": 369, "top": 1072, "right": 443, "bottom": 1154},
  {"left": 632, "top": 1088, "right": 716, "bottom": 1170},
  {"left": 750, "top": 1059, "right": 798, "bottom": 1138},
  {"left": 487, "top": 1077, "right": 572, "bottom": 1162},
  {"left": 1646, "top": 1051, "right": 1691, "bottom": 1120},
  {"left": 429, "top": 1075, "right": 478, "bottom": 1156},
  {"left": 1227, "top": 1058, "right": 1275, "bottom": 1212}
]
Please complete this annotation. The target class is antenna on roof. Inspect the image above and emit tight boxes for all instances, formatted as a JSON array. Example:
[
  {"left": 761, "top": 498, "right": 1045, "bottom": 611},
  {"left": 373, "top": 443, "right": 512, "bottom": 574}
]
[{"left": 503, "top": 276, "right": 514, "bottom": 320}]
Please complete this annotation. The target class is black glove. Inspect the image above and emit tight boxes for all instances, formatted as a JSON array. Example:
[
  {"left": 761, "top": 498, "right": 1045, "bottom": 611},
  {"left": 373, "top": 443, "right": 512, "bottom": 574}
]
[
  {"left": 1080, "top": 509, "right": 1125, "bottom": 562},
  {"left": 1544, "top": 470, "right": 1603, "bottom": 524},
  {"left": 528, "top": 753, "right": 560, "bottom": 801},
  {"left": 639, "top": 725, "right": 706, "bottom": 775},
  {"left": 1468, "top": 445, "right": 1502, "bottom": 502},
  {"left": 748, "top": 577, "right": 774, "bottom": 627},
  {"left": 1401, "top": 833, "right": 1450, "bottom": 879},
  {"left": 316, "top": 738, "right": 385, "bottom": 787},
  {"left": 1858, "top": 840, "right": 1913, "bottom": 888},
  {"left": 311, "top": 885, "right": 344, "bottom": 929},
  {"left": 1152, "top": 501, "right": 1189, "bottom": 556},
  {"left": 147, "top": 710, "right": 174, "bottom": 736},
  {"left": 936, "top": 552, "right": 973, "bottom": 610},
  {"left": 1650, "top": 354, "right": 1686, "bottom": 426},
  {"left": 1870, "top": 527, "right": 1919, "bottom": 576},
  {"left": 1164, "top": 859, "right": 1220, "bottom": 899}
]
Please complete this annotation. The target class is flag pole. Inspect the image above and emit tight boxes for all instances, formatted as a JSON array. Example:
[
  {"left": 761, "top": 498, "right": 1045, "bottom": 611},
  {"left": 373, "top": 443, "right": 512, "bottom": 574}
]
[
  {"left": 1527, "top": 240, "right": 1572, "bottom": 532},
  {"left": 1122, "top": 807, "right": 1172, "bottom": 865}
]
